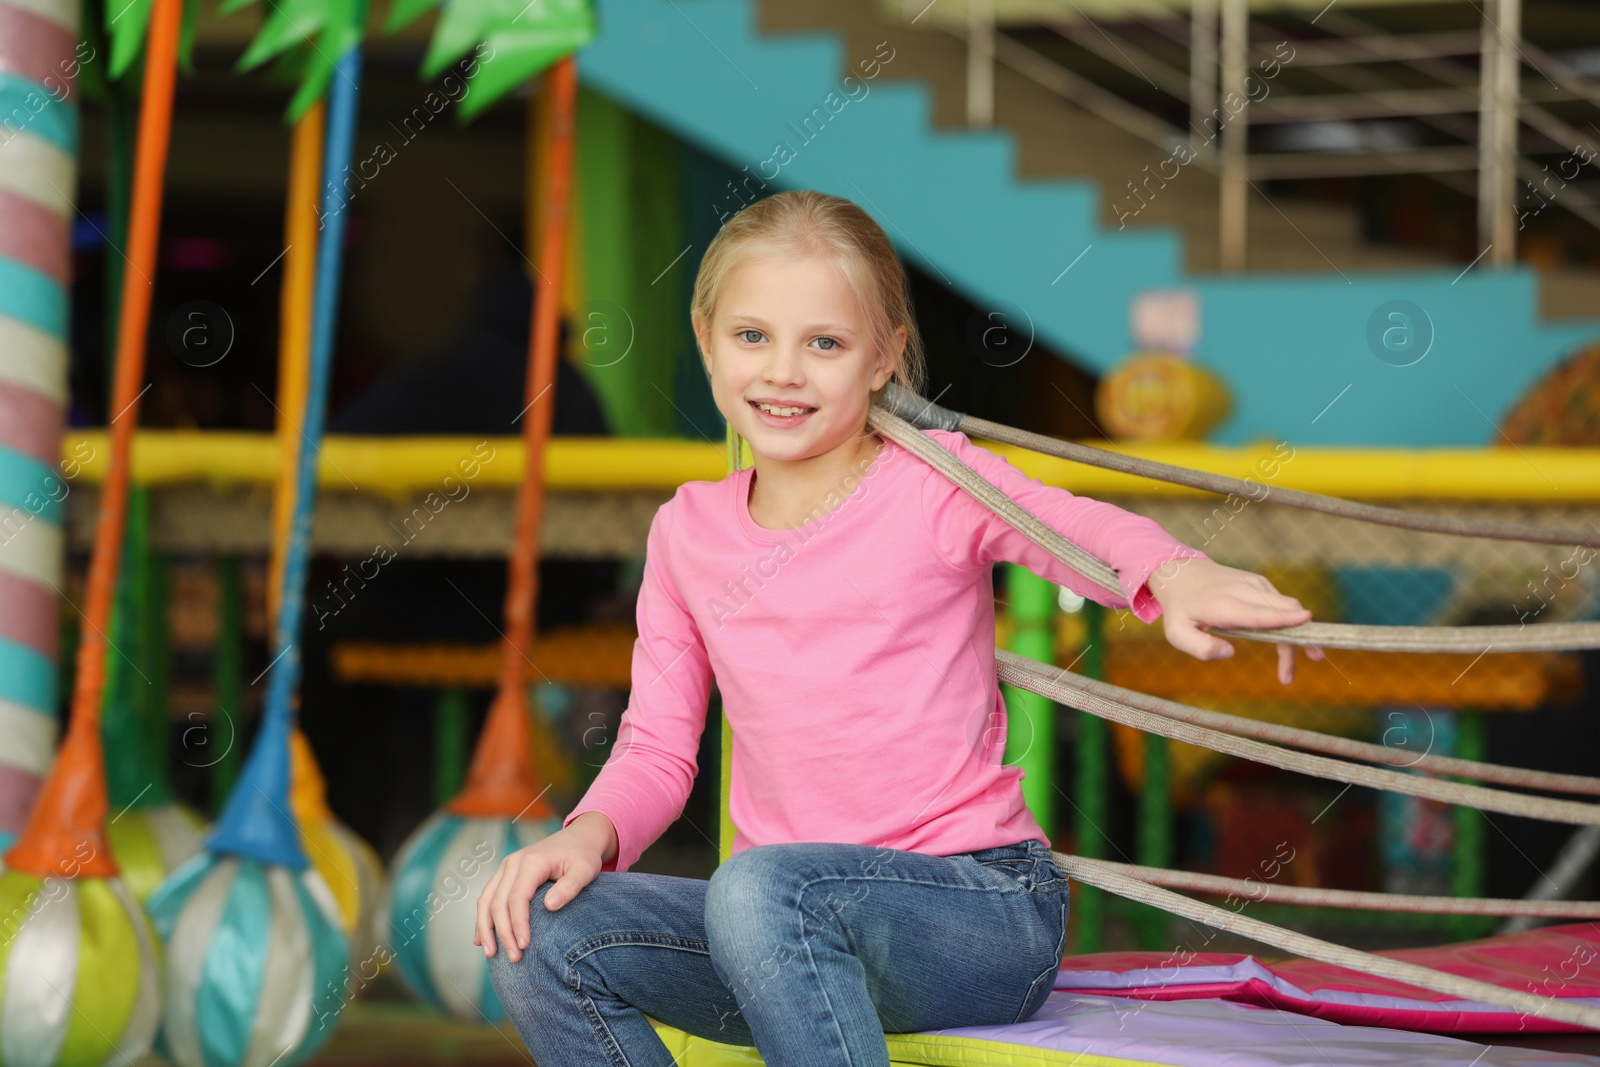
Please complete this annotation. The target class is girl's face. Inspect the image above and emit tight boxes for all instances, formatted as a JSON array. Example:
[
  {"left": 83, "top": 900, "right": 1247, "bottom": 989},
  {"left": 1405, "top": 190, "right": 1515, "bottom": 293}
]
[{"left": 697, "top": 253, "right": 900, "bottom": 464}]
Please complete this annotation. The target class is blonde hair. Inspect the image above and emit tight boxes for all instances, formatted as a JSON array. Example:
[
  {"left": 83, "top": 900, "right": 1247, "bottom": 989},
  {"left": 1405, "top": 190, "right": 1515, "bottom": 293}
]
[{"left": 690, "top": 189, "right": 928, "bottom": 402}]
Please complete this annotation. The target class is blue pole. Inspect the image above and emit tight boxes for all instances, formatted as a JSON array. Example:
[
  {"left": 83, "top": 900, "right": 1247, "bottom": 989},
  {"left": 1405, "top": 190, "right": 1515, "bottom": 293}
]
[{"left": 206, "top": 26, "right": 367, "bottom": 866}]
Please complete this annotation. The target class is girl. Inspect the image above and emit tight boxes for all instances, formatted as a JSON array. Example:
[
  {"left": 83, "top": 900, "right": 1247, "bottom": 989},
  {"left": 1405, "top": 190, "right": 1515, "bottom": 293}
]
[{"left": 475, "top": 190, "right": 1316, "bottom": 1066}]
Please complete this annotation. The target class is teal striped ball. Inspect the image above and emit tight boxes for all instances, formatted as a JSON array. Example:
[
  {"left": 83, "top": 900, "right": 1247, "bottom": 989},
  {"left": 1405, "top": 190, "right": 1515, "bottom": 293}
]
[
  {"left": 381, "top": 812, "right": 561, "bottom": 1022},
  {"left": 145, "top": 853, "right": 349, "bottom": 1067}
]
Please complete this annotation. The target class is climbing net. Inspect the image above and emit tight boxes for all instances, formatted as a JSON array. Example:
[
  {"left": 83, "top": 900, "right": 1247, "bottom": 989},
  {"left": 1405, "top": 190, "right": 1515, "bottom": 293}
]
[{"left": 869, "top": 384, "right": 1600, "bottom": 1032}]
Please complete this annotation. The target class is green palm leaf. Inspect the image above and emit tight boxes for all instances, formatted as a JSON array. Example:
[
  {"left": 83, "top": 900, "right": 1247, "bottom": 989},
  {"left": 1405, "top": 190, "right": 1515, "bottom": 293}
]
[
  {"left": 222, "top": 0, "right": 365, "bottom": 122},
  {"left": 387, "top": 0, "right": 594, "bottom": 122},
  {"left": 106, "top": 0, "right": 204, "bottom": 79}
]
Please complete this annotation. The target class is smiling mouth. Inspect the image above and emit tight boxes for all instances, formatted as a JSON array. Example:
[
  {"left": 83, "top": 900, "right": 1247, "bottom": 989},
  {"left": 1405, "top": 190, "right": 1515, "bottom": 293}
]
[{"left": 749, "top": 400, "right": 817, "bottom": 417}]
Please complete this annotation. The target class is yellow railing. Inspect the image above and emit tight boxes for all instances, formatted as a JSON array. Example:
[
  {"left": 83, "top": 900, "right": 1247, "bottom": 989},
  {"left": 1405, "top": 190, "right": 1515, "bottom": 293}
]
[{"left": 63, "top": 432, "right": 1600, "bottom": 501}]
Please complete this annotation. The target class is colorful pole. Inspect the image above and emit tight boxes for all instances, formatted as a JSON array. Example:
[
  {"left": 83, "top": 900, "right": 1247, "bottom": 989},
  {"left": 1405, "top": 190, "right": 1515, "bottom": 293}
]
[
  {"left": 446, "top": 55, "right": 578, "bottom": 821},
  {"left": 5, "top": 0, "right": 182, "bottom": 878},
  {"left": 1074, "top": 601, "right": 1108, "bottom": 952},
  {"left": 385, "top": 56, "right": 580, "bottom": 1025},
  {"left": 0, "top": 0, "right": 79, "bottom": 851},
  {"left": 204, "top": 14, "right": 367, "bottom": 865},
  {"left": 1003, "top": 564, "right": 1057, "bottom": 837}
]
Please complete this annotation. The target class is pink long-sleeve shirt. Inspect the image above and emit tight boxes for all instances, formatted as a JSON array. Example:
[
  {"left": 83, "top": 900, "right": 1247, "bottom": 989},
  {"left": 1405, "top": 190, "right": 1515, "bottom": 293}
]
[{"left": 563, "top": 428, "right": 1209, "bottom": 872}]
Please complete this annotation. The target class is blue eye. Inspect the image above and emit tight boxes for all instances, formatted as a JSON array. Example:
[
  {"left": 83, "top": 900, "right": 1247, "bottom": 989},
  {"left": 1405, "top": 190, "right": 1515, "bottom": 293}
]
[
  {"left": 815, "top": 336, "right": 839, "bottom": 351},
  {"left": 737, "top": 328, "right": 764, "bottom": 344}
]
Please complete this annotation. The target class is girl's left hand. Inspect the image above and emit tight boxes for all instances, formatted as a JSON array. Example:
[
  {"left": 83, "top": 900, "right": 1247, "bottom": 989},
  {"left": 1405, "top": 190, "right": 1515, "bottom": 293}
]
[{"left": 1145, "top": 557, "right": 1324, "bottom": 684}]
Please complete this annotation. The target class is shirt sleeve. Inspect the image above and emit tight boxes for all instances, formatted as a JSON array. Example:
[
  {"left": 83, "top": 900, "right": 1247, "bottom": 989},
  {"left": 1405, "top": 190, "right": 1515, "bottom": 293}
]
[
  {"left": 916, "top": 429, "right": 1209, "bottom": 623},
  {"left": 562, "top": 495, "right": 715, "bottom": 872}
]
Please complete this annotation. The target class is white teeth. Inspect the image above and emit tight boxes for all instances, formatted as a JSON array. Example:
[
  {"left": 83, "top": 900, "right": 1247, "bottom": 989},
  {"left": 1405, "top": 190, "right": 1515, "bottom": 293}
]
[{"left": 756, "top": 402, "right": 810, "bottom": 417}]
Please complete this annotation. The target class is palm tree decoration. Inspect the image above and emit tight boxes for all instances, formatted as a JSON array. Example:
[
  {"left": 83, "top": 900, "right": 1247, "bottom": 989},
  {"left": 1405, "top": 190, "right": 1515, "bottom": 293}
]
[
  {"left": 387, "top": 0, "right": 594, "bottom": 121},
  {"left": 224, "top": 0, "right": 364, "bottom": 120},
  {"left": 141, "top": 4, "right": 374, "bottom": 1064},
  {"left": 378, "top": 0, "right": 594, "bottom": 1023},
  {"left": 103, "top": 0, "right": 202, "bottom": 79},
  {"left": 229, "top": 0, "right": 392, "bottom": 973}
]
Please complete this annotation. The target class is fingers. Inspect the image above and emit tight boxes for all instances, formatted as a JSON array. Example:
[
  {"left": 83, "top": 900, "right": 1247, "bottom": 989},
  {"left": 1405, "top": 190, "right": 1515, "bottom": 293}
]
[
  {"left": 545, "top": 864, "right": 595, "bottom": 914},
  {"left": 1277, "top": 643, "right": 1328, "bottom": 684},
  {"left": 476, "top": 865, "right": 504, "bottom": 958},
  {"left": 1233, "top": 572, "right": 1313, "bottom": 626},
  {"left": 1162, "top": 566, "right": 1323, "bottom": 682},
  {"left": 490, "top": 854, "right": 528, "bottom": 964},
  {"left": 511, "top": 855, "right": 560, "bottom": 952},
  {"left": 1237, "top": 593, "right": 1312, "bottom": 629},
  {"left": 1165, "top": 614, "right": 1234, "bottom": 661},
  {"left": 474, "top": 837, "right": 602, "bottom": 964},
  {"left": 1201, "top": 593, "right": 1311, "bottom": 632}
]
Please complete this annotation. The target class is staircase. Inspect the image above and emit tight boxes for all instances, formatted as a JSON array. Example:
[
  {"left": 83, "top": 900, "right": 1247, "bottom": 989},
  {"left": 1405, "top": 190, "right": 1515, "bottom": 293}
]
[
  {"left": 576, "top": 0, "right": 1600, "bottom": 446},
  {"left": 760, "top": 0, "right": 1458, "bottom": 278},
  {"left": 759, "top": 0, "right": 1600, "bottom": 315}
]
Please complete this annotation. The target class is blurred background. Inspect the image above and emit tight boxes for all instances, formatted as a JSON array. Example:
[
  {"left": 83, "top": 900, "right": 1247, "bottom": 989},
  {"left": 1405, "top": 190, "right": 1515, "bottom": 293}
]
[{"left": 7, "top": 0, "right": 1600, "bottom": 1061}]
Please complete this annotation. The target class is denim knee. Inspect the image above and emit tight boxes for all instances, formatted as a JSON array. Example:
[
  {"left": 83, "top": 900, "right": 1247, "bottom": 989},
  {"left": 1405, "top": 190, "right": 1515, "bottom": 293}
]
[
  {"left": 706, "top": 846, "right": 860, "bottom": 1004},
  {"left": 485, "top": 879, "right": 573, "bottom": 992},
  {"left": 706, "top": 849, "right": 792, "bottom": 985},
  {"left": 707, "top": 846, "right": 817, "bottom": 929}
]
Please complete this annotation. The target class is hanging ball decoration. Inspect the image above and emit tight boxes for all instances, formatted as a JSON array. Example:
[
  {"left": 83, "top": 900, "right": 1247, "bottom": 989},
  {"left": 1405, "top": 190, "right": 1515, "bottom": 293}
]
[
  {"left": 0, "top": 859, "right": 163, "bottom": 1067},
  {"left": 144, "top": 703, "right": 352, "bottom": 1067},
  {"left": 381, "top": 809, "right": 560, "bottom": 1022},
  {"left": 145, "top": 851, "right": 348, "bottom": 1067},
  {"left": 104, "top": 803, "right": 207, "bottom": 904},
  {"left": 140, "top": 25, "right": 375, "bottom": 1062}
]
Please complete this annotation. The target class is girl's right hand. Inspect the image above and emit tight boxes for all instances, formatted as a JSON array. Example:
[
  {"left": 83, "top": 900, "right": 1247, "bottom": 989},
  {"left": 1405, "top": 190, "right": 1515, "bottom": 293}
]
[{"left": 474, "top": 814, "right": 615, "bottom": 962}]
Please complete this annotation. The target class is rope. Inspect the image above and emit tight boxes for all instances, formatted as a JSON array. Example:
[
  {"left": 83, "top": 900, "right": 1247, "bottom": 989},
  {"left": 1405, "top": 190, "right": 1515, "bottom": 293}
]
[
  {"left": 1074, "top": 858, "right": 1600, "bottom": 917},
  {"left": 869, "top": 391, "right": 1600, "bottom": 1028},
  {"left": 1226, "top": 621, "right": 1600, "bottom": 653},
  {"left": 995, "top": 653, "right": 1600, "bottom": 826},
  {"left": 999, "top": 650, "right": 1600, "bottom": 798},
  {"left": 867, "top": 406, "right": 1141, "bottom": 595},
  {"left": 877, "top": 382, "right": 1600, "bottom": 549},
  {"left": 1502, "top": 828, "right": 1600, "bottom": 935},
  {"left": 867, "top": 404, "right": 1600, "bottom": 653},
  {"left": 1054, "top": 854, "right": 1600, "bottom": 1031}
]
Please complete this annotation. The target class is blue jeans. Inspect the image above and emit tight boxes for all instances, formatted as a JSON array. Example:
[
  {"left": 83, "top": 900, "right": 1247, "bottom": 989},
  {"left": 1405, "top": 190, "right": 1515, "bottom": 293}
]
[{"left": 486, "top": 838, "right": 1070, "bottom": 1067}]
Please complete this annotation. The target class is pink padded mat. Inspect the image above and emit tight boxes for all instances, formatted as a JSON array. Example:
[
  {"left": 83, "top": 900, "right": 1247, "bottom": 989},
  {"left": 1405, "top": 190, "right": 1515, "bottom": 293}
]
[{"left": 1053, "top": 923, "right": 1600, "bottom": 1034}]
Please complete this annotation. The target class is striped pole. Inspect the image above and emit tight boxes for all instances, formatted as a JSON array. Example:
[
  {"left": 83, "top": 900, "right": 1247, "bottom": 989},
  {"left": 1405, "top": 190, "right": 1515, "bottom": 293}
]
[
  {"left": 0, "top": 5, "right": 171, "bottom": 1065},
  {"left": 0, "top": 0, "right": 79, "bottom": 851},
  {"left": 5, "top": 0, "right": 182, "bottom": 879}
]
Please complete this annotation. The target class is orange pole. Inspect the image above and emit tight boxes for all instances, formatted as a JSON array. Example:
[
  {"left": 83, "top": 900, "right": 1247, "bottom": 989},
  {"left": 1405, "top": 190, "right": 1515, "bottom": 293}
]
[
  {"left": 6, "top": 0, "right": 184, "bottom": 877},
  {"left": 268, "top": 104, "right": 325, "bottom": 631},
  {"left": 271, "top": 104, "right": 332, "bottom": 818},
  {"left": 449, "top": 55, "right": 577, "bottom": 818}
]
